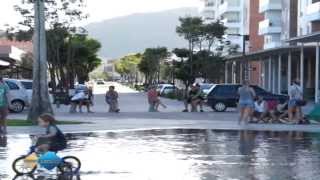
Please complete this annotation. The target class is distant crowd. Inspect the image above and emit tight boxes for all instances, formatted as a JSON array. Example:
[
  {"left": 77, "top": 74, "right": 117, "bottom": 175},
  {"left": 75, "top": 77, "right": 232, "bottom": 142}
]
[{"left": 65, "top": 79, "right": 309, "bottom": 126}]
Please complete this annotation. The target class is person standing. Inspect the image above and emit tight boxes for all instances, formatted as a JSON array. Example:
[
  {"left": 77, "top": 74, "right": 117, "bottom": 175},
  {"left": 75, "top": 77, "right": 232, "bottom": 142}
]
[
  {"left": 288, "top": 79, "right": 304, "bottom": 123},
  {"left": 238, "top": 81, "right": 256, "bottom": 125},
  {"left": 147, "top": 85, "right": 158, "bottom": 112},
  {"left": 106, "top": 86, "right": 120, "bottom": 113},
  {"left": 0, "top": 77, "right": 9, "bottom": 135}
]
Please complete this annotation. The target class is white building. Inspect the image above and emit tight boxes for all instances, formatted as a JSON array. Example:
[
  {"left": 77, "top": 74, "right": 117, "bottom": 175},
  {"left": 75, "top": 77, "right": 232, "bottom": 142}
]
[
  {"left": 299, "top": 0, "right": 320, "bottom": 36},
  {"left": 201, "top": 0, "right": 249, "bottom": 54},
  {"left": 258, "top": 0, "right": 283, "bottom": 49}
]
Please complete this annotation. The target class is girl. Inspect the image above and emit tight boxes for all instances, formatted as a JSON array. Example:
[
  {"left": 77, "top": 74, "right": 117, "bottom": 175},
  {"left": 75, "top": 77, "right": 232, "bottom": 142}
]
[
  {"left": 238, "top": 80, "right": 256, "bottom": 125},
  {"left": 36, "top": 114, "right": 67, "bottom": 153}
]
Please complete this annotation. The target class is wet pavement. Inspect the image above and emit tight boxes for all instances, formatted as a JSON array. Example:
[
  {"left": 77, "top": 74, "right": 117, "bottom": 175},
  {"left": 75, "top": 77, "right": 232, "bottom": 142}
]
[{"left": 1, "top": 129, "right": 320, "bottom": 180}]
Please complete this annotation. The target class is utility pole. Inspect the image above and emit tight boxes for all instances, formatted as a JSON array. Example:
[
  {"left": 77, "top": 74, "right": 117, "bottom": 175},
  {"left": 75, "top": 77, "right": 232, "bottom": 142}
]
[{"left": 28, "top": 0, "right": 53, "bottom": 122}]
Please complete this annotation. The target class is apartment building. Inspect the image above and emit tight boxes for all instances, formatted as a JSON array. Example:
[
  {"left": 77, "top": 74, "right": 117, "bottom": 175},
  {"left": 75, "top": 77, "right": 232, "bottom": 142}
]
[
  {"left": 201, "top": 0, "right": 248, "bottom": 53},
  {"left": 298, "top": 0, "right": 320, "bottom": 36},
  {"left": 224, "top": 0, "right": 320, "bottom": 102}
]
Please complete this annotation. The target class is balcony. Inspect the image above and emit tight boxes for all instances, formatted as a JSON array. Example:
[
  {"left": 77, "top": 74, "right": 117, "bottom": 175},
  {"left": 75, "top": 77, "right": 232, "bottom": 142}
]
[
  {"left": 259, "top": 0, "right": 282, "bottom": 13},
  {"left": 219, "top": 2, "right": 241, "bottom": 16},
  {"left": 304, "top": 2, "right": 320, "bottom": 22},
  {"left": 264, "top": 41, "right": 282, "bottom": 49},
  {"left": 202, "top": 5, "right": 215, "bottom": 13},
  {"left": 221, "top": 18, "right": 241, "bottom": 28},
  {"left": 258, "top": 19, "right": 281, "bottom": 35}
]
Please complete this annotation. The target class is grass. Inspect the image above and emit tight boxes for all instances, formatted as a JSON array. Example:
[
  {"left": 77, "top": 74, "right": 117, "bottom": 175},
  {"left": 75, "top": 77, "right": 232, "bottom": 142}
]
[{"left": 7, "top": 119, "right": 87, "bottom": 127}]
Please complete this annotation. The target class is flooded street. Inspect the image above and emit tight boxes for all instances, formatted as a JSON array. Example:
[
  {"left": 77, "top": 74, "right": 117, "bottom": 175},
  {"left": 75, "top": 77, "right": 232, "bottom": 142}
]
[{"left": 1, "top": 129, "right": 320, "bottom": 180}]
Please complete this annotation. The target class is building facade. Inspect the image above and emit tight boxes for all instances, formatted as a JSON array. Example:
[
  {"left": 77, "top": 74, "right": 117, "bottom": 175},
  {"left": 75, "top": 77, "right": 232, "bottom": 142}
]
[
  {"left": 222, "top": 0, "right": 320, "bottom": 103},
  {"left": 201, "top": 0, "right": 249, "bottom": 53}
]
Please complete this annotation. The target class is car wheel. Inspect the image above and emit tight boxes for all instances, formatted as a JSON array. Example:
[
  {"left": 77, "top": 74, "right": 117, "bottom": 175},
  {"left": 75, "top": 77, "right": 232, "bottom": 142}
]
[
  {"left": 213, "top": 102, "right": 227, "bottom": 112},
  {"left": 11, "top": 100, "right": 25, "bottom": 113}
]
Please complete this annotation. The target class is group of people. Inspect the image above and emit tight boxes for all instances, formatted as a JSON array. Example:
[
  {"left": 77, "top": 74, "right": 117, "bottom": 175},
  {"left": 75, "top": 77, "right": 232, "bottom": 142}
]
[
  {"left": 69, "top": 85, "right": 94, "bottom": 113},
  {"left": 238, "top": 80, "right": 306, "bottom": 125},
  {"left": 147, "top": 83, "right": 205, "bottom": 112},
  {"left": 182, "top": 83, "right": 205, "bottom": 112},
  {"left": 69, "top": 85, "right": 120, "bottom": 113}
]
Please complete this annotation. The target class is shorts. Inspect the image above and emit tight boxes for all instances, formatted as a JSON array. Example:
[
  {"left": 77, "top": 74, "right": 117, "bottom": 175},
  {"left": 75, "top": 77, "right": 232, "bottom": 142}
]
[
  {"left": 288, "top": 99, "right": 297, "bottom": 108},
  {"left": 239, "top": 100, "right": 254, "bottom": 108}
]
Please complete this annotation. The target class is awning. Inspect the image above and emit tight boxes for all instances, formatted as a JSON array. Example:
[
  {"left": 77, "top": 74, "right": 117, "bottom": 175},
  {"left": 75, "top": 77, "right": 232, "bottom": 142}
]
[
  {"left": 287, "top": 32, "right": 320, "bottom": 43},
  {"left": 225, "top": 45, "right": 315, "bottom": 62},
  {"left": 0, "top": 59, "right": 10, "bottom": 66}
]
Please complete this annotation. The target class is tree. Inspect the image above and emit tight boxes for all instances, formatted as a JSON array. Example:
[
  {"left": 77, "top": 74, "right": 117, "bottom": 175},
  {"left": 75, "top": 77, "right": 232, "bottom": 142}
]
[
  {"left": 138, "top": 47, "right": 168, "bottom": 85},
  {"left": 115, "top": 53, "right": 142, "bottom": 84},
  {"left": 175, "top": 17, "right": 227, "bottom": 86},
  {"left": 202, "top": 21, "right": 226, "bottom": 52},
  {"left": 71, "top": 36, "right": 102, "bottom": 84},
  {"left": 28, "top": 0, "right": 52, "bottom": 122},
  {"left": 176, "top": 17, "right": 203, "bottom": 78},
  {"left": 11, "top": 0, "right": 89, "bottom": 91}
]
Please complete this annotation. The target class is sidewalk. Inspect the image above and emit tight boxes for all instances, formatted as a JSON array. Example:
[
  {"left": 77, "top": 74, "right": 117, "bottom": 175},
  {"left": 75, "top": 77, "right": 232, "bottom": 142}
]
[{"left": 6, "top": 82, "right": 320, "bottom": 134}]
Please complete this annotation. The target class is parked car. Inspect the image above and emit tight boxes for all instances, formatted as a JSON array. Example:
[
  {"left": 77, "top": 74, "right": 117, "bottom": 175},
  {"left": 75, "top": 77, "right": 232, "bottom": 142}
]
[
  {"left": 96, "top": 80, "right": 105, "bottom": 85},
  {"left": 4, "top": 79, "right": 29, "bottom": 113},
  {"left": 207, "top": 84, "right": 288, "bottom": 112},
  {"left": 19, "top": 79, "right": 33, "bottom": 104},
  {"left": 156, "top": 84, "right": 177, "bottom": 96},
  {"left": 200, "top": 83, "right": 216, "bottom": 96}
]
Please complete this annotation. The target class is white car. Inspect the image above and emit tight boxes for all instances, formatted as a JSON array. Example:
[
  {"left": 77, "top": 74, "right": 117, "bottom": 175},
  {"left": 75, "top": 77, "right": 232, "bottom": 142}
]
[
  {"left": 4, "top": 79, "right": 29, "bottom": 113},
  {"left": 156, "top": 84, "right": 177, "bottom": 95},
  {"left": 18, "top": 79, "right": 33, "bottom": 104}
]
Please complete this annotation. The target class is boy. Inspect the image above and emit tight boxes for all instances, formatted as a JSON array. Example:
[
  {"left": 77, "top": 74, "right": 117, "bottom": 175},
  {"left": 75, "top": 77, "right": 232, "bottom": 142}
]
[{"left": 36, "top": 114, "right": 67, "bottom": 153}]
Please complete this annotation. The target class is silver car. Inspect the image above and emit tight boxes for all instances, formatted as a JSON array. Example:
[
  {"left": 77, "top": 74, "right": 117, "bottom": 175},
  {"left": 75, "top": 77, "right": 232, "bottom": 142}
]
[{"left": 4, "top": 79, "right": 29, "bottom": 113}]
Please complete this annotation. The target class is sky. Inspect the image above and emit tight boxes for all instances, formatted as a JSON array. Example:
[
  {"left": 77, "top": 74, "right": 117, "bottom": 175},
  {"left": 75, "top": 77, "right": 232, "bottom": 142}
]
[{"left": 0, "top": 0, "right": 201, "bottom": 29}]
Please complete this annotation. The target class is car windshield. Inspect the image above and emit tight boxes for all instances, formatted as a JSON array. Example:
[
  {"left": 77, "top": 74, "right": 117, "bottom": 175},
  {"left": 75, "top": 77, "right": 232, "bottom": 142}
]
[
  {"left": 156, "top": 85, "right": 163, "bottom": 91},
  {"left": 21, "top": 81, "right": 32, "bottom": 90},
  {"left": 201, "top": 84, "right": 213, "bottom": 90}
]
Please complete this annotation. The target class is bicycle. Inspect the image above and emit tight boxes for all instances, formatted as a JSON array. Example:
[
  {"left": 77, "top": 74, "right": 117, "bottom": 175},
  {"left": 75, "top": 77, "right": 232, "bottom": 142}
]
[{"left": 12, "top": 135, "right": 81, "bottom": 175}]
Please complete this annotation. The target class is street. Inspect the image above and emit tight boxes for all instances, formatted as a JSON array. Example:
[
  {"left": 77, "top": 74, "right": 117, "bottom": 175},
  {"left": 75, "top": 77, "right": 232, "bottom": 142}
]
[{"left": 6, "top": 82, "right": 320, "bottom": 135}]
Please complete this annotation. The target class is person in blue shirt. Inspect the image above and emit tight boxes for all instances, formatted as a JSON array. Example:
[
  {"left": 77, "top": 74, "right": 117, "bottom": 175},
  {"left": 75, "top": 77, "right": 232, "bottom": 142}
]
[{"left": 0, "top": 77, "right": 9, "bottom": 136}]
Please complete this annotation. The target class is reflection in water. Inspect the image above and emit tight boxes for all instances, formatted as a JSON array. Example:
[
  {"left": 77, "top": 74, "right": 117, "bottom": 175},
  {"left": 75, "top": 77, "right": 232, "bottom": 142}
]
[
  {"left": 12, "top": 174, "right": 81, "bottom": 180},
  {"left": 0, "top": 136, "right": 7, "bottom": 147},
  {"left": 1, "top": 129, "right": 320, "bottom": 179}
]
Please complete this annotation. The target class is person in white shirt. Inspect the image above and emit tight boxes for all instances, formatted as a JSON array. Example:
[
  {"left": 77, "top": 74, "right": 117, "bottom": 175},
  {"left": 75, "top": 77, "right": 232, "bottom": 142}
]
[
  {"left": 70, "top": 91, "right": 87, "bottom": 113},
  {"left": 252, "top": 96, "right": 267, "bottom": 123}
]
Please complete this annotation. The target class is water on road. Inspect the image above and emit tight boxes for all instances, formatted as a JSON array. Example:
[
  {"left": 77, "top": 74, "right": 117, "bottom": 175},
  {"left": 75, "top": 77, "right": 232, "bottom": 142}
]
[{"left": 1, "top": 129, "right": 320, "bottom": 180}]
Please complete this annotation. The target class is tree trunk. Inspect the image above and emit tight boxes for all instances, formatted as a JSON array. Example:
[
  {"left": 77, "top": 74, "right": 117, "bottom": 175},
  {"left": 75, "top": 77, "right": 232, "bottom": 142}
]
[{"left": 28, "top": 0, "right": 53, "bottom": 123}]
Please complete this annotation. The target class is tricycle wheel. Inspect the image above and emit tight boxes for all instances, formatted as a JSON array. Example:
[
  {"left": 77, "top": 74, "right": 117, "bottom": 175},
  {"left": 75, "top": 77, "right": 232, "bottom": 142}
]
[{"left": 12, "top": 156, "right": 37, "bottom": 175}]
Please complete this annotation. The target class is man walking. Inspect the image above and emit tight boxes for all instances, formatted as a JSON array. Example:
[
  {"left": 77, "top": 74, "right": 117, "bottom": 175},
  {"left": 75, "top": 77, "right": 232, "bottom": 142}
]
[{"left": 0, "top": 77, "right": 9, "bottom": 135}]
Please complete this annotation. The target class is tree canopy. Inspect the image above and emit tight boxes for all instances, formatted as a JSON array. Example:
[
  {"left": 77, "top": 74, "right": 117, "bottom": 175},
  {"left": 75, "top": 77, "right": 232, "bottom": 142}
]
[{"left": 138, "top": 47, "right": 168, "bottom": 85}]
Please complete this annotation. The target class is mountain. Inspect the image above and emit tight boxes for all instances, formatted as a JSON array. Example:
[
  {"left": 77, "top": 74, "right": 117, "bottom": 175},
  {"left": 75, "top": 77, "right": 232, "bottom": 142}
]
[{"left": 85, "top": 8, "right": 199, "bottom": 59}]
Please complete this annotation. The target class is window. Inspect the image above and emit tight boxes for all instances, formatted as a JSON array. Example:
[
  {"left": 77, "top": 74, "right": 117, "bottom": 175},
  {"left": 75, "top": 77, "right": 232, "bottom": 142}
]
[
  {"left": 252, "top": 86, "right": 267, "bottom": 95},
  {"left": 5, "top": 81, "right": 19, "bottom": 90},
  {"left": 213, "top": 85, "right": 237, "bottom": 96},
  {"left": 21, "top": 81, "right": 32, "bottom": 90},
  {"left": 227, "top": 28, "right": 240, "bottom": 34},
  {"left": 163, "top": 87, "right": 175, "bottom": 94}
]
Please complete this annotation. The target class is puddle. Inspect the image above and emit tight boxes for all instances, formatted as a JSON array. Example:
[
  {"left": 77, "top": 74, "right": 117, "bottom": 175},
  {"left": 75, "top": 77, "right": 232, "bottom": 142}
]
[{"left": 1, "top": 129, "right": 320, "bottom": 179}]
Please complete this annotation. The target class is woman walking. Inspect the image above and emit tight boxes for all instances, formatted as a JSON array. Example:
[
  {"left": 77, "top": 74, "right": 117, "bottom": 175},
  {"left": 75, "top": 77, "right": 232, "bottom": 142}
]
[
  {"left": 288, "top": 79, "right": 304, "bottom": 123},
  {"left": 238, "top": 80, "right": 256, "bottom": 125}
]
